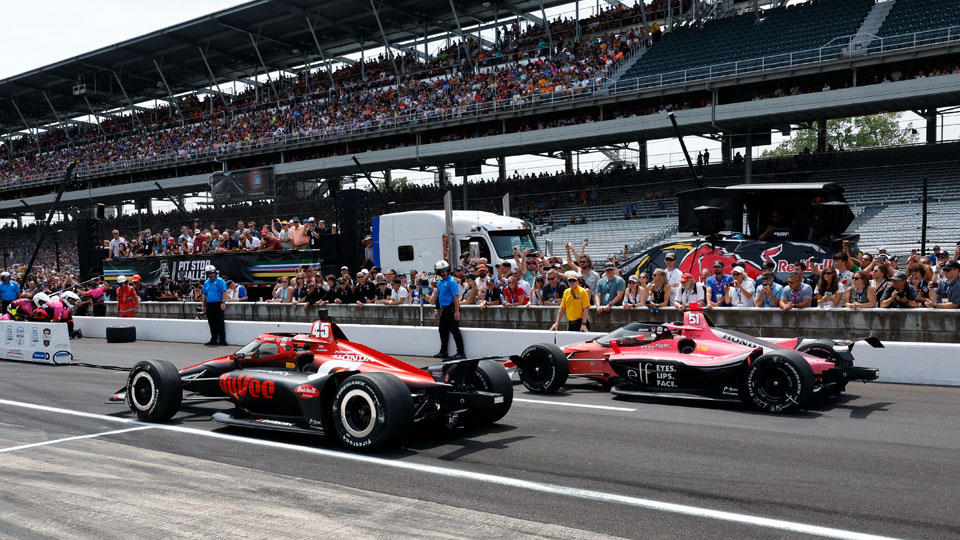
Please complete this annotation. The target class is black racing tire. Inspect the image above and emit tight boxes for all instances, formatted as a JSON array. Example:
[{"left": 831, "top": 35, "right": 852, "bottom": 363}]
[
  {"left": 126, "top": 359, "right": 182, "bottom": 422},
  {"left": 106, "top": 325, "right": 136, "bottom": 343},
  {"left": 464, "top": 360, "right": 514, "bottom": 425},
  {"left": 741, "top": 350, "right": 815, "bottom": 412},
  {"left": 797, "top": 339, "right": 846, "bottom": 365},
  {"left": 517, "top": 343, "right": 569, "bottom": 393},
  {"left": 332, "top": 373, "right": 414, "bottom": 451}
]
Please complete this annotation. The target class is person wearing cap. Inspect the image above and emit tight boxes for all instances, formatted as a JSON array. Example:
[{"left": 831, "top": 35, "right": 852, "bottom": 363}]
[
  {"left": 116, "top": 275, "right": 139, "bottom": 318},
  {"left": 201, "top": 265, "right": 228, "bottom": 346},
  {"left": 354, "top": 270, "right": 376, "bottom": 306},
  {"left": 925, "top": 260, "right": 960, "bottom": 309},
  {"left": 385, "top": 278, "right": 408, "bottom": 305},
  {"left": 705, "top": 261, "right": 734, "bottom": 308},
  {"left": 674, "top": 272, "right": 708, "bottom": 312},
  {"left": 663, "top": 252, "right": 683, "bottom": 299},
  {"left": 478, "top": 277, "right": 502, "bottom": 310},
  {"left": 433, "top": 260, "right": 465, "bottom": 359},
  {"left": 779, "top": 272, "right": 814, "bottom": 311},
  {"left": 594, "top": 262, "right": 625, "bottom": 313},
  {"left": 289, "top": 217, "right": 309, "bottom": 251},
  {"left": 271, "top": 219, "right": 293, "bottom": 250},
  {"left": 0, "top": 271, "right": 20, "bottom": 312},
  {"left": 549, "top": 271, "right": 591, "bottom": 332},
  {"left": 330, "top": 277, "right": 355, "bottom": 304},
  {"left": 83, "top": 278, "right": 108, "bottom": 317},
  {"left": 226, "top": 280, "right": 248, "bottom": 302},
  {"left": 879, "top": 271, "right": 918, "bottom": 309},
  {"left": 361, "top": 235, "right": 374, "bottom": 269},
  {"left": 723, "top": 266, "right": 755, "bottom": 307}
]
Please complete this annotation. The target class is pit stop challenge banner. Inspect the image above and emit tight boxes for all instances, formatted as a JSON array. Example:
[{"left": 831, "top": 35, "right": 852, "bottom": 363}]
[
  {"left": 1, "top": 321, "right": 72, "bottom": 365},
  {"left": 103, "top": 251, "right": 324, "bottom": 286}
]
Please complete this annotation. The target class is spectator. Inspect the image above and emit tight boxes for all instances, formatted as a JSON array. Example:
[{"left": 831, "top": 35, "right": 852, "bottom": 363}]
[
  {"left": 779, "top": 274, "right": 813, "bottom": 311},
  {"left": 871, "top": 264, "right": 893, "bottom": 300},
  {"left": 529, "top": 275, "right": 545, "bottom": 306},
  {"left": 879, "top": 271, "right": 918, "bottom": 309},
  {"left": 272, "top": 219, "right": 292, "bottom": 249},
  {"left": 548, "top": 272, "right": 591, "bottom": 332},
  {"left": 594, "top": 262, "right": 626, "bottom": 313},
  {"left": 153, "top": 275, "right": 179, "bottom": 301},
  {"left": 541, "top": 269, "right": 567, "bottom": 306},
  {"left": 267, "top": 277, "right": 293, "bottom": 303},
  {"left": 663, "top": 251, "right": 683, "bottom": 298},
  {"left": 108, "top": 230, "right": 127, "bottom": 259},
  {"left": 387, "top": 278, "right": 409, "bottom": 305},
  {"left": 674, "top": 273, "right": 708, "bottom": 312},
  {"left": 478, "top": 277, "right": 502, "bottom": 310},
  {"left": 906, "top": 262, "right": 931, "bottom": 301},
  {"left": 289, "top": 218, "right": 309, "bottom": 250},
  {"left": 295, "top": 282, "right": 325, "bottom": 310},
  {"left": 226, "top": 280, "right": 248, "bottom": 302},
  {"left": 502, "top": 276, "right": 528, "bottom": 306},
  {"left": 566, "top": 242, "right": 599, "bottom": 293},
  {"left": 240, "top": 230, "right": 261, "bottom": 251},
  {"left": 374, "top": 274, "right": 391, "bottom": 303},
  {"left": 723, "top": 266, "right": 754, "bottom": 307},
  {"left": 354, "top": 270, "right": 376, "bottom": 306},
  {"left": 814, "top": 268, "right": 844, "bottom": 308},
  {"left": 832, "top": 252, "right": 855, "bottom": 290},
  {"left": 705, "top": 260, "right": 733, "bottom": 307},
  {"left": 259, "top": 231, "right": 283, "bottom": 251},
  {"left": 621, "top": 274, "right": 645, "bottom": 309},
  {"left": 925, "top": 260, "right": 960, "bottom": 309},
  {"left": 361, "top": 236, "right": 374, "bottom": 269},
  {"left": 843, "top": 270, "right": 877, "bottom": 309},
  {"left": 647, "top": 268, "right": 672, "bottom": 311},
  {"left": 753, "top": 270, "right": 783, "bottom": 308}
]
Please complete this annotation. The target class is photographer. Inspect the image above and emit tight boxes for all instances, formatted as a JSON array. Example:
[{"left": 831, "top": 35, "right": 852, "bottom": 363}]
[{"left": 879, "top": 272, "right": 918, "bottom": 309}]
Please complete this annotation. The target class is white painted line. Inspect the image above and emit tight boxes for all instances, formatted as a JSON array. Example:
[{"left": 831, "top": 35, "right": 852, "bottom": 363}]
[
  {"left": 0, "top": 398, "right": 897, "bottom": 540},
  {"left": 0, "top": 426, "right": 154, "bottom": 454},
  {"left": 514, "top": 398, "right": 636, "bottom": 412}
]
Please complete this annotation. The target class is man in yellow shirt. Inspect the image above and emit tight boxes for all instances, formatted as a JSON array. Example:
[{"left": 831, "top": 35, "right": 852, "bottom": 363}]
[{"left": 549, "top": 271, "right": 591, "bottom": 332}]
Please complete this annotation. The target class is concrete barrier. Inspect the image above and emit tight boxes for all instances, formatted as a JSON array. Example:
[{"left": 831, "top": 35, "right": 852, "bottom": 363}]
[
  {"left": 74, "top": 316, "right": 960, "bottom": 386},
  {"left": 94, "top": 301, "right": 960, "bottom": 344}
]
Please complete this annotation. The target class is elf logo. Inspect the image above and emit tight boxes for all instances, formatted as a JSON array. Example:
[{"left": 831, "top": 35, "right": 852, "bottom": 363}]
[{"left": 219, "top": 374, "right": 275, "bottom": 399}]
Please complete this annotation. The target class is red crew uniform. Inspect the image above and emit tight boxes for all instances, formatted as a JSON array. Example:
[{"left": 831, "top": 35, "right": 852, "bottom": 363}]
[{"left": 117, "top": 284, "right": 139, "bottom": 318}]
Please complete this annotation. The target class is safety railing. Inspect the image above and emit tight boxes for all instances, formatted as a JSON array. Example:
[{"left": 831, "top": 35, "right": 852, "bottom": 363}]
[{"left": 3, "top": 24, "right": 959, "bottom": 191}]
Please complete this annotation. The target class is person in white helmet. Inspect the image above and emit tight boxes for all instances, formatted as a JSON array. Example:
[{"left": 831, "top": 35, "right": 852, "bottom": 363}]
[
  {"left": 201, "top": 265, "right": 228, "bottom": 346},
  {"left": 432, "top": 260, "right": 464, "bottom": 359}
]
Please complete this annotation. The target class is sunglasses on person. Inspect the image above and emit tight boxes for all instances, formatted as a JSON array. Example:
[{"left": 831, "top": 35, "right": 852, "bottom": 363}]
[
  {"left": 853, "top": 276, "right": 862, "bottom": 280},
  {"left": 567, "top": 278, "right": 578, "bottom": 283}
]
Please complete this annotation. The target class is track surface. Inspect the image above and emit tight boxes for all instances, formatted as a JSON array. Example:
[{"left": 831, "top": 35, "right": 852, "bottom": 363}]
[{"left": 2, "top": 339, "right": 959, "bottom": 539}]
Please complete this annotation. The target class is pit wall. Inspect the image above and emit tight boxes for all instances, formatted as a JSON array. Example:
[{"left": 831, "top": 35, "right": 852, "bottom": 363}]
[
  {"left": 74, "top": 314, "right": 960, "bottom": 387},
  {"left": 89, "top": 302, "right": 960, "bottom": 343}
]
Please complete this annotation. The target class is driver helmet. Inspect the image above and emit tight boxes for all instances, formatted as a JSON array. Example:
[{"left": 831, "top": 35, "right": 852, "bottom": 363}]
[
  {"left": 33, "top": 292, "right": 51, "bottom": 307},
  {"left": 60, "top": 291, "right": 81, "bottom": 310},
  {"left": 117, "top": 275, "right": 127, "bottom": 284},
  {"left": 434, "top": 260, "right": 450, "bottom": 273}
]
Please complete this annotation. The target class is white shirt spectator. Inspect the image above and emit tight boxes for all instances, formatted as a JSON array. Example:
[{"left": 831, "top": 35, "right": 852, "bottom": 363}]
[
  {"left": 109, "top": 237, "right": 127, "bottom": 258},
  {"left": 677, "top": 282, "right": 707, "bottom": 308},
  {"left": 242, "top": 236, "right": 261, "bottom": 250},
  {"left": 728, "top": 279, "right": 755, "bottom": 306},
  {"left": 390, "top": 286, "right": 408, "bottom": 304},
  {"left": 666, "top": 268, "right": 683, "bottom": 298}
]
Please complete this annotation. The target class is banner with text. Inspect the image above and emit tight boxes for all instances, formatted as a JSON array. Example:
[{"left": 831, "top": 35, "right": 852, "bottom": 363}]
[{"left": 103, "top": 251, "right": 324, "bottom": 285}]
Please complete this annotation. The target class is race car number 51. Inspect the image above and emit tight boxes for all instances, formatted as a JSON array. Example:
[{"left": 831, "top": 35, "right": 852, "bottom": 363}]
[{"left": 311, "top": 322, "right": 331, "bottom": 339}]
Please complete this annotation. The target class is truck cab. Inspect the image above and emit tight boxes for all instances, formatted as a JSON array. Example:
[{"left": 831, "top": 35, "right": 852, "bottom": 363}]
[{"left": 371, "top": 210, "right": 539, "bottom": 273}]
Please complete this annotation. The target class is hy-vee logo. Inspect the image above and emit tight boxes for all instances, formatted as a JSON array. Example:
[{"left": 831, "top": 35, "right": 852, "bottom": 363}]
[{"left": 219, "top": 374, "right": 275, "bottom": 399}]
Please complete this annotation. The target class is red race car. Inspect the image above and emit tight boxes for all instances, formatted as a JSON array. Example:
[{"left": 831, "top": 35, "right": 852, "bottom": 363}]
[
  {"left": 109, "top": 319, "right": 512, "bottom": 450},
  {"left": 510, "top": 306, "right": 880, "bottom": 412}
]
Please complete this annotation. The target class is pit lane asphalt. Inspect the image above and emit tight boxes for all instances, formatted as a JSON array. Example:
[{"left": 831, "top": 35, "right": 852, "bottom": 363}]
[{"left": 2, "top": 339, "right": 959, "bottom": 539}]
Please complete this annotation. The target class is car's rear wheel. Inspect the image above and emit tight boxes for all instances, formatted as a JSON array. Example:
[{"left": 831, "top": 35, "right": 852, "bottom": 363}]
[
  {"left": 127, "top": 359, "right": 182, "bottom": 421},
  {"left": 741, "top": 351, "right": 814, "bottom": 412},
  {"left": 332, "top": 373, "right": 413, "bottom": 450},
  {"left": 463, "top": 360, "right": 514, "bottom": 425},
  {"left": 517, "top": 343, "right": 568, "bottom": 393},
  {"left": 797, "top": 339, "right": 846, "bottom": 365}
]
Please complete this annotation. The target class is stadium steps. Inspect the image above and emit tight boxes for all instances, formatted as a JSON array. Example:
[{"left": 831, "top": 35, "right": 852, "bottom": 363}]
[
  {"left": 602, "top": 43, "right": 649, "bottom": 89},
  {"left": 877, "top": 0, "right": 960, "bottom": 37},
  {"left": 849, "top": 0, "right": 897, "bottom": 55}
]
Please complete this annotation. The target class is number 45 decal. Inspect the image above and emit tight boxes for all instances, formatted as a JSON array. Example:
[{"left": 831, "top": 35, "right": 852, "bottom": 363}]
[{"left": 311, "top": 321, "right": 331, "bottom": 339}]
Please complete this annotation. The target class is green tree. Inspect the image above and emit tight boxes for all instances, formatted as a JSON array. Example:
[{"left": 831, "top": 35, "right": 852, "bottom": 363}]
[
  {"left": 370, "top": 175, "right": 412, "bottom": 192},
  {"left": 762, "top": 113, "right": 918, "bottom": 157}
]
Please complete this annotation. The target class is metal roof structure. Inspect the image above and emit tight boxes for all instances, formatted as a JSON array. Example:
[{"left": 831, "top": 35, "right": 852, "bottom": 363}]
[{"left": 0, "top": 0, "right": 569, "bottom": 133}]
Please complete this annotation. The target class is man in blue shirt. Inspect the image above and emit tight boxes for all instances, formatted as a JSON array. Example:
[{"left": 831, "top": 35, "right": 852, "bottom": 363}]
[
  {"left": 201, "top": 265, "right": 228, "bottom": 346},
  {"left": 433, "top": 260, "right": 464, "bottom": 360},
  {"left": 753, "top": 270, "right": 784, "bottom": 308},
  {"left": 0, "top": 271, "right": 20, "bottom": 312},
  {"left": 705, "top": 260, "right": 734, "bottom": 307}
]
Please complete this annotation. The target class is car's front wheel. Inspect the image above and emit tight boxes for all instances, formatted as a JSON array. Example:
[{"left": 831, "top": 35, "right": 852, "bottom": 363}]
[
  {"left": 332, "top": 373, "right": 413, "bottom": 450},
  {"left": 127, "top": 359, "right": 182, "bottom": 421},
  {"left": 741, "top": 351, "right": 814, "bottom": 412},
  {"left": 516, "top": 343, "right": 569, "bottom": 393}
]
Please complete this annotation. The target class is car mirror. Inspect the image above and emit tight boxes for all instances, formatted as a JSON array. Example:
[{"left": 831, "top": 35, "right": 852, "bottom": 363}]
[{"left": 233, "top": 352, "right": 245, "bottom": 360}]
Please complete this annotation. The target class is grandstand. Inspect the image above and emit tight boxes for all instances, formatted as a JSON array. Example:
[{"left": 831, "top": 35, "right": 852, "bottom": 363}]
[{"left": 1, "top": 0, "right": 959, "bottom": 277}]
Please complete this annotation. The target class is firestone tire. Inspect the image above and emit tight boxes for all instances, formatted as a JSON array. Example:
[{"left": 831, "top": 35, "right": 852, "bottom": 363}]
[
  {"left": 465, "top": 360, "right": 514, "bottom": 425},
  {"left": 127, "top": 359, "right": 182, "bottom": 421},
  {"left": 797, "top": 339, "right": 844, "bottom": 364},
  {"left": 106, "top": 325, "right": 137, "bottom": 343},
  {"left": 741, "top": 350, "right": 815, "bottom": 412},
  {"left": 517, "top": 343, "right": 569, "bottom": 393},
  {"left": 332, "top": 373, "right": 414, "bottom": 451}
]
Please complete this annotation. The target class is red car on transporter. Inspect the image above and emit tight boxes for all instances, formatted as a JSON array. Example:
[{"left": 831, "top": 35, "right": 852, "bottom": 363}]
[
  {"left": 109, "top": 320, "right": 512, "bottom": 450},
  {"left": 509, "top": 305, "right": 880, "bottom": 412}
]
